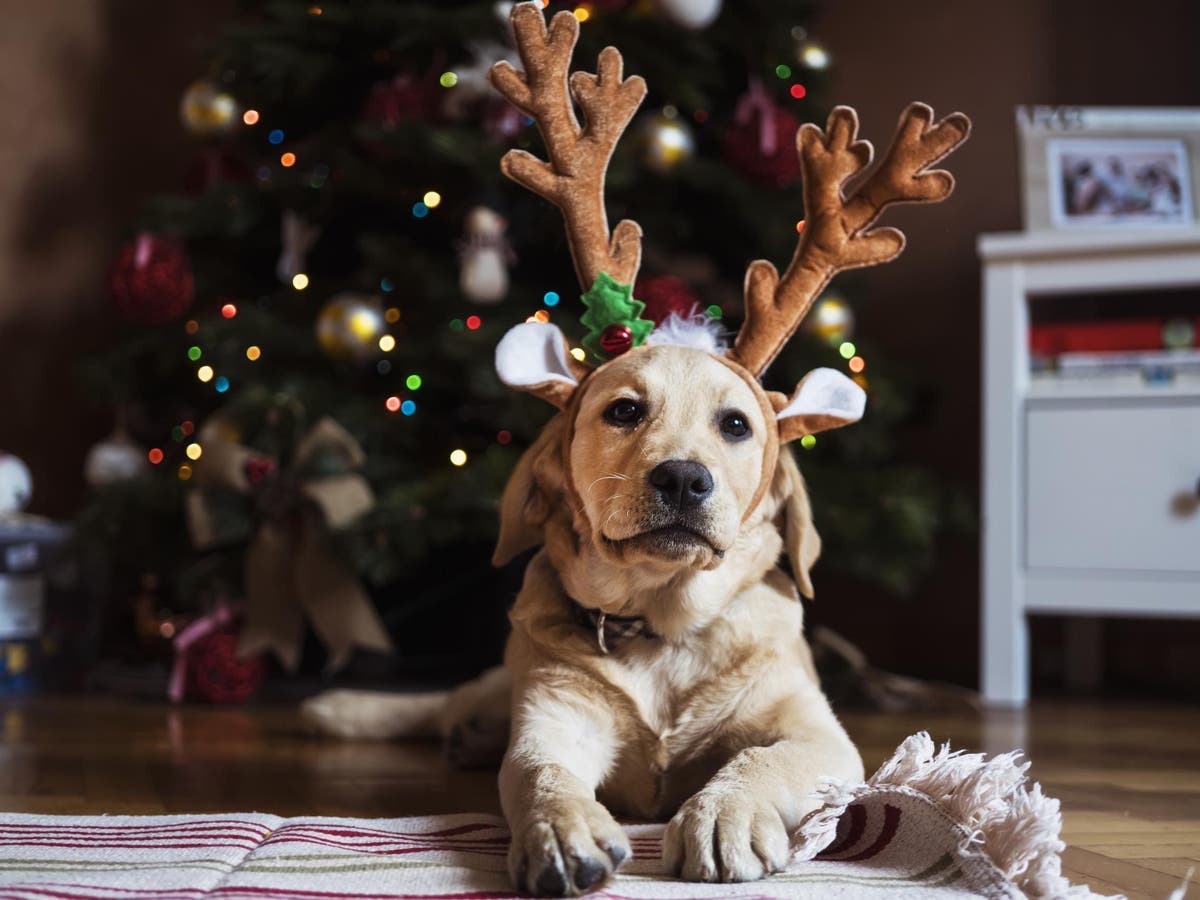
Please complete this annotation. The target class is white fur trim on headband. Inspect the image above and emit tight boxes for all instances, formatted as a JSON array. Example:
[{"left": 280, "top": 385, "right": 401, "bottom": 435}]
[{"left": 645, "top": 311, "right": 728, "bottom": 355}]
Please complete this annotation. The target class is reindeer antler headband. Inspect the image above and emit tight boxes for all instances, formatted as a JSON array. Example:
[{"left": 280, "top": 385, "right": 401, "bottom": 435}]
[{"left": 490, "top": 1, "right": 970, "bottom": 416}]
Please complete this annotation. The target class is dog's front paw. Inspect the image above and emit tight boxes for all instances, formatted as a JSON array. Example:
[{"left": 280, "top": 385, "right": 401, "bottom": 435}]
[
  {"left": 509, "top": 797, "right": 630, "bottom": 897},
  {"left": 663, "top": 786, "right": 791, "bottom": 883}
]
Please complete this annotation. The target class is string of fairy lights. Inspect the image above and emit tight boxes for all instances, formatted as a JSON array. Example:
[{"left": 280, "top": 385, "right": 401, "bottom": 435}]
[{"left": 150, "top": 0, "right": 845, "bottom": 479}]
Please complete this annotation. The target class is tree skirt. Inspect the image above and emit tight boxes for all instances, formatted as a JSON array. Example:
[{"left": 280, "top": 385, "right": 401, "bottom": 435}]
[{"left": 0, "top": 734, "right": 1113, "bottom": 899}]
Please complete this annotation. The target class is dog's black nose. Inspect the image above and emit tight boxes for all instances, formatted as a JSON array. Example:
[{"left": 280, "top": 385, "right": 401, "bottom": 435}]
[{"left": 649, "top": 460, "right": 714, "bottom": 509}]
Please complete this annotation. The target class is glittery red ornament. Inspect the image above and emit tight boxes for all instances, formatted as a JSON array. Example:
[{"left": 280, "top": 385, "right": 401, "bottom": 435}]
[
  {"left": 635, "top": 275, "right": 700, "bottom": 325},
  {"left": 600, "top": 323, "right": 634, "bottom": 356},
  {"left": 243, "top": 456, "right": 277, "bottom": 487},
  {"left": 184, "top": 625, "right": 266, "bottom": 704},
  {"left": 361, "top": 73, "right": 439, "bottom": 128},
  {"left": 108, "top": 233, "right": 195, "bottom": 325},
  {"left": 182, "top": 148, "right": 252, "bottom": 195},
  {"left": 721, "top": 87, "right": 803, "bottom": 187}
]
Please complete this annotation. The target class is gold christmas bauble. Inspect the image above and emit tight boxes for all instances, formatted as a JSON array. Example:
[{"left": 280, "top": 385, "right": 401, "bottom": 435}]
[
  {"left": 316, "top": 293, "right": 386, "bottom": 363},
  {"left": 180, "top": 79, "right": 238, "bottom": 136},
  {"left": 802, "top": 295, "right": 854, "bottom": 344},
  {"left": 638, "top": 112, "right": 695, "bottom": 173}
]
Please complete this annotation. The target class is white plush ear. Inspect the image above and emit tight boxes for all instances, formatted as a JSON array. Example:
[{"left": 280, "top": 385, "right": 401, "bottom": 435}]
[
  {"left": 495, "top": 322, "right": 587, "bottom": 408},
  {"left": 774, "top": 367, "right": 866, "bottom": 442}
]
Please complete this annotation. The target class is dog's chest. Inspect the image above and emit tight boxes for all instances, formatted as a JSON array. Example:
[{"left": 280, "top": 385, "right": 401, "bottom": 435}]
[{"left": 596, "top": 640, "right": 757, "bottom": 818}]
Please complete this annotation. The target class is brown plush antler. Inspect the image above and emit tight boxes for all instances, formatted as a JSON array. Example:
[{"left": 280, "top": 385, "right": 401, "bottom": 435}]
[
  {"left": 729, "top": 102, "right": 971, "bottom": 376},
  {"left": 488, "top": 2, "right": 647, "bottom": 291}
]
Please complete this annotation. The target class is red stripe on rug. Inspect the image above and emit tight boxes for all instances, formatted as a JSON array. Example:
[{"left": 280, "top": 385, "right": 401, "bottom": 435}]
[
  {"left": 815, "top": 803, "right": 866, "bottom": 858},
  {"left": 266, "top": 823, "right": 503, "bottom": 841},
  {"left": 0, "top": 821, "right": 269, "bottom": 834},
  {"left": 265, "top": 831, "right": 509, "bottom": 846},
  {"left": 214, "top": 887, "right": 521, "bottom": 900},
  {"left": 0, "top": 840, "right": 261, "bottom": 851},
  {"left": 835, "top": 804, "right": 901, "bottom": 862},
  {"left": 0, "top": 833, "right": 267, "bottom": 844},
  {"left": 257, "top": 834, "right": 507, "bottom": 856},
  {"left": 262, "top": 835, "right": 509, "bottom": 850}
]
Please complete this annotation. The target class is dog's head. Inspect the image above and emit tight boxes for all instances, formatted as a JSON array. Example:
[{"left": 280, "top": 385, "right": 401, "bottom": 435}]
[
  {"left": 491, "top": 320, "right": 865, "bottom": 598},
  {"left": 484, "top": 3, "right": 969, "bottom": 605}
]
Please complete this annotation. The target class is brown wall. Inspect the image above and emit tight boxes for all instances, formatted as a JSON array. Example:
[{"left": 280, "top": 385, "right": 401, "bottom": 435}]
[
  {"left": 2, "top": 1, "right": 1198, "bottom": 688},
  {"left": 806, "top": 0, "right": 1200, "bottom": 689},
  {"left": 0, "top": 2, "right": 229, "bottom": 516}
]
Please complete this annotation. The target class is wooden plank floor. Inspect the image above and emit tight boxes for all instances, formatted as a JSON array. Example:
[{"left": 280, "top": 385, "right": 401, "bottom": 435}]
[{"left": 1, "top": 696, "right": 1196, "bottom": 898}]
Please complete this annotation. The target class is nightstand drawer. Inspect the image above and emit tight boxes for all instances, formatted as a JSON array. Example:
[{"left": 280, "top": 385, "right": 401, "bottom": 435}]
[{"left": 1026, "top": 402, "right": 1200, "bottom": 573}]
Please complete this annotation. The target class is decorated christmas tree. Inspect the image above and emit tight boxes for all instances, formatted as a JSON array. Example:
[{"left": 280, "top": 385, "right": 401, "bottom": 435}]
[{"left": 72, "top": 0, "right": 964, "bottom": 690}]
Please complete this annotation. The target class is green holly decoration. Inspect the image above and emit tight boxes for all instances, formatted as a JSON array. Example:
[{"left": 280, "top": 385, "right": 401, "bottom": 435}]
[{"left": 580, "top": 272, "right": 655, "bottom": 360}]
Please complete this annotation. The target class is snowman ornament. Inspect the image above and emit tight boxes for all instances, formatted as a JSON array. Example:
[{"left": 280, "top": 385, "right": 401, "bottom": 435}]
[
  {"left": 0, "top": 453, "right": 33, "bottom": 514},
  {"left": 458, "top": 206, "right": 514, "bottom": 304}
]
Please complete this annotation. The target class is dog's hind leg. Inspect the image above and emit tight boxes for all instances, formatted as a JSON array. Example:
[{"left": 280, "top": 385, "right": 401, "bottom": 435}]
[
  {"left": 301, "top": 665, "right": 512, "bottom": 760},
  {"left": 442, "top": 665, "right": 512, "bottom": 768}
]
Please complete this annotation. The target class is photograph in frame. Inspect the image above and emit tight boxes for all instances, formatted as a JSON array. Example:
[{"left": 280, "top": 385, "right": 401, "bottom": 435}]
[{"left": 1046, "top": 137, "right": 1192, "bottom": 227}]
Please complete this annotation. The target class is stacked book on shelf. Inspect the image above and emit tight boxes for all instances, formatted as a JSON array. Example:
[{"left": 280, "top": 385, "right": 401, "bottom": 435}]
[{"left": 1030, "top": 317, "right": 1200, "bottom": 382}]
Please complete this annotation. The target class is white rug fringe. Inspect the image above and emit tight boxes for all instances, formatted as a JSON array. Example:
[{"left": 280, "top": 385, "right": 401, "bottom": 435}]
[{"left": 792, "top": 732, "right": 1122, "bottom": 900}]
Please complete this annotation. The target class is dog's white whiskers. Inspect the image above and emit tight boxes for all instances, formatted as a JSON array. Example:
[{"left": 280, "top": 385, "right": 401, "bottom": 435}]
[{"left": 585, "top": 473, "right": 631, "bottom": 497}]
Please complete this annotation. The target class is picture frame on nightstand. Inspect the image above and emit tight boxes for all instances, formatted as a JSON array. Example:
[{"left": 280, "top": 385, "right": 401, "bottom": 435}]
[{"left": 1016, "top": 106, "right": 1200, "bottom": 230}]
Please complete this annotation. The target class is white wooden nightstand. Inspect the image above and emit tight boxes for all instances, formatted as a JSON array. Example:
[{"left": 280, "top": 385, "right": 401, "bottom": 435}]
[{"left": 979, "top": 228, "right": 1200, "bottom": 706}]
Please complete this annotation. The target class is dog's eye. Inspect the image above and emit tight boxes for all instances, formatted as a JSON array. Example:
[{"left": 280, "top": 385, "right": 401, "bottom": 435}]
[
  {"left": 604, "top": 399, "right": 643, "bottom": 427},
  {"left": 719, "top": 412, "right": 751, "bottom": 440}
]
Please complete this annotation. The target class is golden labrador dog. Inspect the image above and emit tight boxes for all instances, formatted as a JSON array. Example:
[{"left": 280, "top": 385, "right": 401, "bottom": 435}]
[
  {"left": 307, "top": 334, "right": 865, "bottom": 895},
  {"left": 304, "top": 5, "right": 969, "bottom": 896}
]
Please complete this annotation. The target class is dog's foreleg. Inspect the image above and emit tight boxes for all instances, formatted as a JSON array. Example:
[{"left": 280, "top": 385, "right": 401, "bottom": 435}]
[
  {"left": 502, "top": 680, "right": 631, "bottom": 897},
  {"left": 663, "top": 702, "right": 862, "bottom": 883}
]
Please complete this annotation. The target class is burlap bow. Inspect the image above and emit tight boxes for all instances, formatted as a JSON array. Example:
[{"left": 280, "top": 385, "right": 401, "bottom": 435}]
[{"left": 185, "top": 416, "right": 393, "bottom": 671}]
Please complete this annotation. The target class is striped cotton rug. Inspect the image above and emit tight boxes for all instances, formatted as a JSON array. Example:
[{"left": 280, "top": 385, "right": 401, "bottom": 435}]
[{"left": 0, "top": 734, "right": 1112, "bottom": 899}]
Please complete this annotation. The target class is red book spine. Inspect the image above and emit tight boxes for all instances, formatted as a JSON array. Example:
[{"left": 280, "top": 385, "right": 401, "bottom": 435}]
[{"left": 1029, "top": 318, "right": 1199, "bottom": 355}]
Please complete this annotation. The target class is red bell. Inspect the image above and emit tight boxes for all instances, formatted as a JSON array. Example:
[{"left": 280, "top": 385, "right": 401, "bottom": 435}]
[{"left": 599, "top": 323, "right": 634, "bottom": 357}]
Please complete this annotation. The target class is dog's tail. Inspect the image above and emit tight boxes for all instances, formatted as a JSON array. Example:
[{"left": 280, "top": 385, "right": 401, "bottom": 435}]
[
  {"left": 301, "top": 665, "right": 511, "bottom": 748},
  {"left": 301, "top": 688, "right": 449, "bottom": 740}
]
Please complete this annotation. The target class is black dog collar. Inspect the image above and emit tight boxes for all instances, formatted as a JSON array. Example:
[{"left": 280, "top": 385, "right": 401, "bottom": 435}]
[{"left": 567, "top": 597, "right": 657, "bottom": 654}]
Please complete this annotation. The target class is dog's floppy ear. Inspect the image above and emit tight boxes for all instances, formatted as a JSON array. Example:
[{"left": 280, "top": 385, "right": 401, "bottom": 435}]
[
  {"left": 493, "top": 414, "right": 566, "bottom": 566},
  {"left": 495, "top": 322, "right": 590, "bottom": 409},
  {"left": 770, "top": 368, "right": 866, "bottom": 444},
  {"left": 771, "top": 448, "right": 822, "bottom": 599}
]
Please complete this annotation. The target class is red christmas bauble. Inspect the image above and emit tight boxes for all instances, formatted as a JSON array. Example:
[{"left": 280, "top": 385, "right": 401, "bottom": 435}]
[
  {"left": 600, "top": 323, "right": 634, "bottom": 356},
  {"left": 108, "top": 233, "right": 195, "bottom": 325},
  {"left": 635, "top": 275, "right": 700, "bottom": 325},
  {"left": 184, "top": 625, "right": 266, "bottom": 704},
  {"left": 721, "top": 103, "right": 803, "bottom": 187},
  {"left": 182, "top": 148, "right": 252, "bottom": 195},
  {"left": 361, "top": 73, "right": 439, "bottom": 129},
  {"left": 243, "top": 456, "right": 277, "bottom": 487}
]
